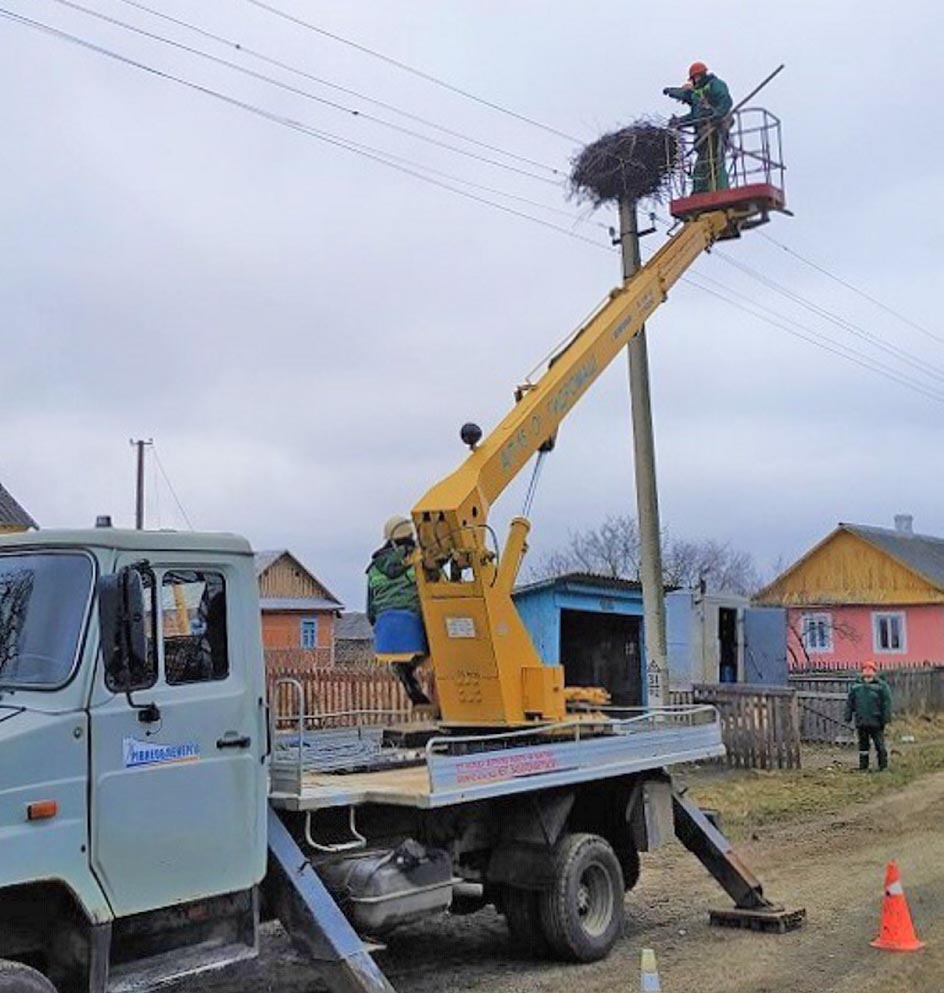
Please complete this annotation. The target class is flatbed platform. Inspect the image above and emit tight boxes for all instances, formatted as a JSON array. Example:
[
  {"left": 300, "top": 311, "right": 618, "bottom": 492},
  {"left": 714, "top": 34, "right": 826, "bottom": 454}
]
[{"left": 269, "top": 706, "right": 724, "bottom": 811}]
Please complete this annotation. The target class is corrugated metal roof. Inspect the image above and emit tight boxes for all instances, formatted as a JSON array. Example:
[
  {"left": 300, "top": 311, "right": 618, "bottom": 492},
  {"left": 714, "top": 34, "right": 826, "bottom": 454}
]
[
  {"left": 336, "top": 611, "right": 373, "bottom": 640},
  {"left": 842, "top": 523, "right": 944, "bottom": 591},
  {"left": 0, "top": 483, "right": 37, "bottom": 529},
  {"left": 260, "top": 597, "right": 341, "bottom": 613}
]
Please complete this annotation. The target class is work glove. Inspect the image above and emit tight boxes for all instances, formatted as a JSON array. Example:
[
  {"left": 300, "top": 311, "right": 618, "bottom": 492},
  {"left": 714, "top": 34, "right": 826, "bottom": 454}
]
[{"left": 662, "top": 87, "right": 672, "bottom": 95}]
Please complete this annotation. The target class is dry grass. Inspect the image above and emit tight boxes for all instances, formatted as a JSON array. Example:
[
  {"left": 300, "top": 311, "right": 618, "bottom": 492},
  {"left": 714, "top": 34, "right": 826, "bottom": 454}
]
[{"left": 683, "top": 714, "right": 944, "bottom": 840}]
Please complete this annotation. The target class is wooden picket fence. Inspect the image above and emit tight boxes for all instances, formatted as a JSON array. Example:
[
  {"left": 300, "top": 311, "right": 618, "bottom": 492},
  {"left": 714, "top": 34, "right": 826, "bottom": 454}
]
[
  {"left": 267, "top": 664, "right": 433, "bottom": 727},
  {"left": 670, "top": 684, "right": 801, "bottom": 770},
  {"left": 788, "top": 666, "right": 944, "bottom": 744}
]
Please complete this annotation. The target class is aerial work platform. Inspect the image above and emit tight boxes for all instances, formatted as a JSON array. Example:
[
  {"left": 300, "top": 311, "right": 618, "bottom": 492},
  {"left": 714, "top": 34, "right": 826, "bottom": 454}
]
[{"left": 669, "top": 107, "right": 787, "bottom": 237}]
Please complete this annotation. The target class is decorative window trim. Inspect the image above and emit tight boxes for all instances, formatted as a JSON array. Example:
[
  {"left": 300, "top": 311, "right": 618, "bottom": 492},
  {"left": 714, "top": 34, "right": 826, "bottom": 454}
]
[
  {"left": 872, "top": 611, "right": 906, "bottom": 654},
  {"left": 801, "top": 612, "right": 833, "bottom": 654}
]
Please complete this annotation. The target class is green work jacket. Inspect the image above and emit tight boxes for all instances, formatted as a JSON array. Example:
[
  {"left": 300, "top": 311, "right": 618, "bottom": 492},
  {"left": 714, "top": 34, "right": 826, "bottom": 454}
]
[
  {"left": 366, "top": 542, "right": 420, "bottom": 624},
  {"left": 844, "top": 677, "right": 892, "bottom": 728},
  {"left": 665, "top": 74, "right": 733, "bottom": 125}
]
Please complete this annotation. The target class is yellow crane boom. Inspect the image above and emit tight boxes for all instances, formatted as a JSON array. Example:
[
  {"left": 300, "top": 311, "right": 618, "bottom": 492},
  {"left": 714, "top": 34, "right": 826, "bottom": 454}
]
[{"left": 410, "top": 209, "right": 733, "bottom": 727}]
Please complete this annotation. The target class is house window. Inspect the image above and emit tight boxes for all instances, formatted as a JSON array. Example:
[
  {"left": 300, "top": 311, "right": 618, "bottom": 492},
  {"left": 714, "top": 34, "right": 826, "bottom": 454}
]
[
  {"left": 801, "top": 612, "right": 833, "bottom": 653},
  {"left": 300, "top": 617, "right": 318, "bottom": 649},
  {"left": 873, "top": 612, "right": 905, "bottom": 653}
]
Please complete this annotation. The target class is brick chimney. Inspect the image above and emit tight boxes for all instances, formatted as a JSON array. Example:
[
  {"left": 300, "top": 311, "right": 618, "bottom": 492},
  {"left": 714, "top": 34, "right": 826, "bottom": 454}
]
[{"left": 894, "top": 514, "right": 914, "bottom": 535}]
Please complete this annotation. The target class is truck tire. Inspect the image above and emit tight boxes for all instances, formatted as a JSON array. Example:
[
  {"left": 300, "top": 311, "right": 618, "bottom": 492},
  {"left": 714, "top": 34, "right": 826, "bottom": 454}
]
[
  {"left": 537, "top": 833, "right": 624, "bottom": 963},
  {"left": 502, "top": 887, "right": 550, "bottom": 958},
  {"left": 0, "top": 961, "right": 58, "bottom": 993}
]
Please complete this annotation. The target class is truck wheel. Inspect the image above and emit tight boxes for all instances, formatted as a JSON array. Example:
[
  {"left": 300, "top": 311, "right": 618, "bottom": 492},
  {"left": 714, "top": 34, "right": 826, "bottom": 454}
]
[
  {"left": 503, "top": 887, "right": 550, "bottom": 958},
  {"left": 538, "top": 833, "right": 624, "bottom": 962},
  {"left": 0, "top": 961, "right": 58, "bottom": 993}
]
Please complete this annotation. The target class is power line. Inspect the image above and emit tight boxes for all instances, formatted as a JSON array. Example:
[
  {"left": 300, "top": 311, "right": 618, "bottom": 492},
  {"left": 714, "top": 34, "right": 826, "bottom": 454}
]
[
  {"left": 0, "top": 9, "right": 611, "bottom": 250},
  {"left": 758, "top": 230, "right": 944, "bottom": 347},
  {"left": 45, "top": 0, "right": 563, "bottom": 186},
  {"left": 111, "top": 0, "right": 567, "bottom": 178},
  {"left": 152, "top": 444, "right": 194, "bottom": 530},
  {"left": 680, "top": 274, "right": 944, "bottom": 405},
  {"left": 712, "top": 249, "right": 944, "bottom": 386},
  {"left": 243, "top": 0, "right": 585, "bottom": 144}
]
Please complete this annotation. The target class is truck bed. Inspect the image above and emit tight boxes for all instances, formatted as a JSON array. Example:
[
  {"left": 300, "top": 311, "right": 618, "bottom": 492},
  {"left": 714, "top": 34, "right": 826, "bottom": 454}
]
[{"left": 269, "top": 706, "right": 724, "bottom": 811}]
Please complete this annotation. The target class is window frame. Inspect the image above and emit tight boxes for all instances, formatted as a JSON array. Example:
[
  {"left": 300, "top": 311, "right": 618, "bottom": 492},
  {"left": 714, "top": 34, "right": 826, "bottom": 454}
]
[
  {"left": 159, "top": 568, "right": 230, "bottom": 686},
  {"left": 872, "top": 611, "right": 906, "bottom": 654},
  {"left": 800, "top": 611, "right": 833, "bottom": 654},
  {"left": 300, "top": 616, "right": 319, "bottom": 650}
]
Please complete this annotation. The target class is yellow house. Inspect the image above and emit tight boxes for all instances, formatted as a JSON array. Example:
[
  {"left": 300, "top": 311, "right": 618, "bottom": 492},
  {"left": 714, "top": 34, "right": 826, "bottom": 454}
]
[
  {"left": 755, "top": 516, "right": 944, "bottom": 670},
  {"left": 0, "top": 482, "right": 36, "bottom": 534}
]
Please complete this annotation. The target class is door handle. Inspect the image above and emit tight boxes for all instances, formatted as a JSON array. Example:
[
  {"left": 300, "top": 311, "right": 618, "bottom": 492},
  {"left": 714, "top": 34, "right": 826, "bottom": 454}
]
[{"left": 217, "top": 735, "right": 252, "bottom": 750}]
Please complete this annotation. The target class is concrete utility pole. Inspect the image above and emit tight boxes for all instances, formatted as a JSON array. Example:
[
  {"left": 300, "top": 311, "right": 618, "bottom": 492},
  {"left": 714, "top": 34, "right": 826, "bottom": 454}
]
[
  {"left": 618, "top": 198, "right": 667, "bottom": 709},
  {"left": 131, "top": 438, "right": 152, "bottom": 530}
]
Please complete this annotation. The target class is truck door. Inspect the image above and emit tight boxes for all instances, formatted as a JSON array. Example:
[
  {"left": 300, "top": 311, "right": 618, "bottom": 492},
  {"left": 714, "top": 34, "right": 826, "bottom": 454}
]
[{"left": 90, "top": 561, "right": 267, "bottom": 916}]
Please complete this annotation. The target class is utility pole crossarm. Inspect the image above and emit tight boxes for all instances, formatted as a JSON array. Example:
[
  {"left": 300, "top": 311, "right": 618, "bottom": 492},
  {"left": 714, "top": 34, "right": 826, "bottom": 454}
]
[{"left": 413, "top": 210, "right": 729, "bottom": 545}]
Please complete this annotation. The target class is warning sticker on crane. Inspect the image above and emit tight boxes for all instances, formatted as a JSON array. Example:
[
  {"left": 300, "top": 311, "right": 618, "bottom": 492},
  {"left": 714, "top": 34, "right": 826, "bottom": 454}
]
[{"left": 445, "top": 617, "right": 476, "bottom": 639}]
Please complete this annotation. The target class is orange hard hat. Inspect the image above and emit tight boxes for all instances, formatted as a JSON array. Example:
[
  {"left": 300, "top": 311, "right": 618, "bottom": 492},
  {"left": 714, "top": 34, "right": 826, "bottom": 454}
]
[
  {"left": 862, "top": 660, "right": 877, "bottom": 672},
  {"left": 688, "top": 61, "right": 709, "bottom": 79}
]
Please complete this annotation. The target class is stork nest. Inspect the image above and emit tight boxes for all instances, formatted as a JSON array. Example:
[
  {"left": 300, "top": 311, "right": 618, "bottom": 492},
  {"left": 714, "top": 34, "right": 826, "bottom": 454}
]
[{"left": 569, "top": 121, "right": 677, "bottom": 207}]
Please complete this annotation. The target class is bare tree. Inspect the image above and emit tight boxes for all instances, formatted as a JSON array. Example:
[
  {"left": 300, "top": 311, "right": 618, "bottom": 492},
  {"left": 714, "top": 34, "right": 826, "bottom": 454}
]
[{"left": 530, "top": 514, "right": 760, "bottom": 596}]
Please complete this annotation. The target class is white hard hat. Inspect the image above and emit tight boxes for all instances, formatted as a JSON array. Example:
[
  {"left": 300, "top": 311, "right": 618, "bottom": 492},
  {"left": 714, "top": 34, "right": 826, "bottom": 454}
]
[{"left": 383, "top": 515, "right": 414, "bottom": 543}]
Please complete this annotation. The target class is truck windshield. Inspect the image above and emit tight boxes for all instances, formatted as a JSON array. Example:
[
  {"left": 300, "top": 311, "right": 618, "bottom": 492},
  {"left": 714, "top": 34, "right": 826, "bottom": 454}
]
[{"left": 0, "top": 552, "right": 93, "bottom": 689}]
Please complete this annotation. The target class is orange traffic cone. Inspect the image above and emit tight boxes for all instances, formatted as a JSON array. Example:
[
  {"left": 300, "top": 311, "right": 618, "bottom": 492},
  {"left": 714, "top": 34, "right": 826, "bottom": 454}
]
[{"left": 871, "top": 861, "right": 925, "bottom": 952}]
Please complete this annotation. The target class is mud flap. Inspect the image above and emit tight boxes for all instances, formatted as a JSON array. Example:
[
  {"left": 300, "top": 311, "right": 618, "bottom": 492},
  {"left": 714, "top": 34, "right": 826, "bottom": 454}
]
[
  {"left": 264, "top": 809, "right": 397, "bottom": 993},
  {"left": 671, "top": 788, "right": 806, "bottom": 933}
]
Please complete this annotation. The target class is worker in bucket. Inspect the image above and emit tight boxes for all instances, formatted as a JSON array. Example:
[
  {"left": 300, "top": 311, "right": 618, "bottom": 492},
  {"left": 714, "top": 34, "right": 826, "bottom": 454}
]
[
  {"left": 844, "top": 660, "right": 892, "bottom": 771},
  {"left": 366, "top": 515, "right": 421, "bottom": 626},
  {"left": 663, "top": 62, "right": 733, "bottom": 193}
]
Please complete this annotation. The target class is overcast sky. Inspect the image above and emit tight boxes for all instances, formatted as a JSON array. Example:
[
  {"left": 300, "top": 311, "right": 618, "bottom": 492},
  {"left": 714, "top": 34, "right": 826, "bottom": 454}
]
[{"left": 1, "top": 0, "right": 942, "bottom": 608}]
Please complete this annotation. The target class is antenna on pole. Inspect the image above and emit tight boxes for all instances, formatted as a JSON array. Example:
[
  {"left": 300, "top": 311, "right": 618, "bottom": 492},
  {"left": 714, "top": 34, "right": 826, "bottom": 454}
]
[{"left": 130, "top": 438, "right": 153, "bottom": 530}]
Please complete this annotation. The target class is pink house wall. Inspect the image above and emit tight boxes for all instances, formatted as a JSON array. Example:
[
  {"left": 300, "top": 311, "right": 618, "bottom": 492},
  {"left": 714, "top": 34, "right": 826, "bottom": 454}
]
[{"left": 787, "top": 604, "right": 944, "bottom": 671}]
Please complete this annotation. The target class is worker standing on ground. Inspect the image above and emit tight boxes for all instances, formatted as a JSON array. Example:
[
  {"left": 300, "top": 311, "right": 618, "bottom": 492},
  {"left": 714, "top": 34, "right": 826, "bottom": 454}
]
[
  {"left": 663, "top": 62, "right": 733, "bottom": 193},
  {"left": 845, "top": 661, "right": 892, "bottom": 771}
]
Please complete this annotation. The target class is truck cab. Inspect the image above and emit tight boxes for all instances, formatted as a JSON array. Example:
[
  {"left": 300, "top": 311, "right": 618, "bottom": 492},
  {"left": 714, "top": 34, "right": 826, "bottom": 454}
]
[{"left": 0, "top": 528, "right": 268, "bottom": 992}]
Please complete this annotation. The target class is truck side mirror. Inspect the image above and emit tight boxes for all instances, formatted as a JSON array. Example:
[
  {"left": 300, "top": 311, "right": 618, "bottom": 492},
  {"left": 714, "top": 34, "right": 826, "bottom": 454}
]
[{"left": 98, "top": 567, "right": 148, "bottom": 693}]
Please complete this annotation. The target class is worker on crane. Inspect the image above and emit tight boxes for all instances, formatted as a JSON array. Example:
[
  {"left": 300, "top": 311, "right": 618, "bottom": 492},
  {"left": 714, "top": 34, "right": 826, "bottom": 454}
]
[
  {"left": 366, "top": 515, "right": 421, "bottom": 626},
  {"left": 663, "top": 62, "right": 733, "bottom": 194}
]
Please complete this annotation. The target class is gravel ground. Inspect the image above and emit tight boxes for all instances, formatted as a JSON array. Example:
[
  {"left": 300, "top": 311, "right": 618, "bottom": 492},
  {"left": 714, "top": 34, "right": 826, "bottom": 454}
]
[{"left": 186, "top": 765, "right": 944, "bottom": 993}]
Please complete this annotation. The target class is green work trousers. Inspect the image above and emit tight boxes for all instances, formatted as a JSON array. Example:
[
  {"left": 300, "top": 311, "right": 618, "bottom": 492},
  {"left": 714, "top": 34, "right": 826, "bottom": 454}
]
[
  {"left": 692, "top": 127, "right": 729, "bottom": 194},
  {"left": 857, "top": 725, "right": 888, "bottom": 771}
]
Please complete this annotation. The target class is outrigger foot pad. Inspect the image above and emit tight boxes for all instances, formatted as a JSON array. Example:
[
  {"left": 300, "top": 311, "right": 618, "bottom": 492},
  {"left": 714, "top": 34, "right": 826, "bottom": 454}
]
[{"left": 709, "top": 905, "right": 807, "bottom": 933}]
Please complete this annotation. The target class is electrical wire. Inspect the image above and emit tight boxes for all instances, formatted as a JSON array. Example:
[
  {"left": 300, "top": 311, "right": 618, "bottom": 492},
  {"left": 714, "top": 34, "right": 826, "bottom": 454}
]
[
  {"left": 712, "top": 249, "right": 944, "bottom": 385},
  {"left": 0, "top": 9, "right": 612, "bottom": 250},
  {"left": 6, "top": 8, "right": 943, "bottom": 409},
  {"left": 680, "top": 274, "right": 944, "bottom": 405},
  {"left": 152, "top": 445, "right": 195, "bottom": 530},
  {"left": 45, "top": 0, "right": 563, "bottom": 186},
  {"left": 110, "top": 0, "right": 567, "bottom": 178},
  {"left": 758, "top": 231, "right": 944, "bottom": 347},
  {"left": 243, "top": 0, "right": 585, "bottom": 144}
]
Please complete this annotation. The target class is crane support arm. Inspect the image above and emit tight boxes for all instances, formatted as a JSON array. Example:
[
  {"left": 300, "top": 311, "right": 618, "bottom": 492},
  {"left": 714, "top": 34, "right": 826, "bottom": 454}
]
[{"left": 410, "top": 210, "right": 730, "bottom": 727}]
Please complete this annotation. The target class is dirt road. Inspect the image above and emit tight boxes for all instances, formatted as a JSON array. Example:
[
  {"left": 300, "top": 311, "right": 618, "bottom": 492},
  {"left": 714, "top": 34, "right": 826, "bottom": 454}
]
[{"left": 190, "top": 768, "right": 944, "bottom": 993}]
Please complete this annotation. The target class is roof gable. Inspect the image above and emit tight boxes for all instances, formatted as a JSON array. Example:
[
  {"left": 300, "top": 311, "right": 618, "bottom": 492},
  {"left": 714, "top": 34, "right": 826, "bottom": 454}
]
[
  {"left": 254, "top": 549, "right": 342, "bottom": 607},
  {"left": 755, "top": 523, "right": 944, "bottom": 606},
  {"left": 0, "top": 482, "right": 37, "bottom": 530}
]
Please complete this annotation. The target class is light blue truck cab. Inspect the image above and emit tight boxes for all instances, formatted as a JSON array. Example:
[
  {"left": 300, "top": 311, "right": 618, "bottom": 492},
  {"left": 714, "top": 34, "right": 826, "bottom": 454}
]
[{"left": 0, "top": 528, "right": 268, "bottom": 992}]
